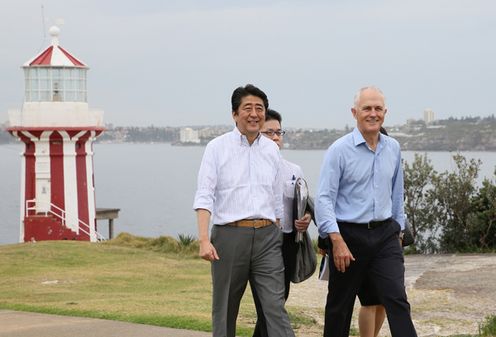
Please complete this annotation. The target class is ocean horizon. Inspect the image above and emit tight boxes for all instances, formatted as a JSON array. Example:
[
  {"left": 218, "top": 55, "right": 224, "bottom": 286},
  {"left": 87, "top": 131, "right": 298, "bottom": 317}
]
[{"left": 1, "top": 143, "right": 495, "bottom": 245}]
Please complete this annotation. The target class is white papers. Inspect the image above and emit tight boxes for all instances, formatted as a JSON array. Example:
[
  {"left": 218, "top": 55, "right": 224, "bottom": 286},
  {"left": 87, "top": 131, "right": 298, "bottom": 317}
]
[
  {"left": 319, "top": 255, "right": 329, "bottom": 281},
  {"left": 294, "top": 178, "right": 309, "bottom": 242}
]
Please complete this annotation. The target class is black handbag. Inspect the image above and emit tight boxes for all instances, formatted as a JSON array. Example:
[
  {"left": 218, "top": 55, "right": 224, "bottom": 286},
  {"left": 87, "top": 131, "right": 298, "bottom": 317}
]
[
  {"left": 290, "top": 178, "right": 317, "bottom": 283},
  {"left": 291, "top": 230, "right": 317, "bottom": 283},
  {"left": 402, "top": 219, "right": 415, "bottom": 247}
]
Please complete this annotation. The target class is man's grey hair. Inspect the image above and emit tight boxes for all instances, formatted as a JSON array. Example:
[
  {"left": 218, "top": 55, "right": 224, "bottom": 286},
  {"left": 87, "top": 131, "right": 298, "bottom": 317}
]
[{"left": 353, "top": 86, "right": 386, "bottom": 108}]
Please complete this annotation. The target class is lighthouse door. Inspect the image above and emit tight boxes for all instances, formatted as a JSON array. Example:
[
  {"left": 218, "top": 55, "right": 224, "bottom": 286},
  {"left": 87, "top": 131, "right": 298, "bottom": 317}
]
[{"left": 36, "top": 178, "right": 51, "bottom": 213}]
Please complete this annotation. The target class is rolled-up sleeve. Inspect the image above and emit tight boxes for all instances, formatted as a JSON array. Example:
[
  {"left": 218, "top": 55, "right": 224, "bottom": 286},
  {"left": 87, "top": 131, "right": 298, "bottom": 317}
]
[
  {"left": 193, "top": 143, "right": 217, "bottom": 213},
  {"left": 273, "top": 152, "right": 284, "bottom": 220},
  {"left": 315, "top": 146, "right": 341, "bottom": 237},
  {"left": 391, "top": 146, "right": 405, "bottom": 230}
]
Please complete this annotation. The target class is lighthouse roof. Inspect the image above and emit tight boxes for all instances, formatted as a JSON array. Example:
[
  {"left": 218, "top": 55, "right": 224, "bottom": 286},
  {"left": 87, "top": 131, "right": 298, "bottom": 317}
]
[{"left": 23, "top": 26, "right": 87, "bottom": 68}]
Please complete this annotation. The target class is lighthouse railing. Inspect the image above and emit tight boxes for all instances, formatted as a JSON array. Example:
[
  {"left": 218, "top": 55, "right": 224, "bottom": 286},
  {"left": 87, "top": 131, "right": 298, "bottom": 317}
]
[{"left": 25, "top": 199, "right": 106, "bottom": 241}]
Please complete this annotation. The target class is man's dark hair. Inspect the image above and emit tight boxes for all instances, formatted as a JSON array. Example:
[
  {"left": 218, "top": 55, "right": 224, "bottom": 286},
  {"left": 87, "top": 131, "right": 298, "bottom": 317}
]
[
  {"left": 265, "top": 109, "right": 282, "bottom": 123},
  {"left": 231, "top": 84, "right": 269, "bottom": 113}
]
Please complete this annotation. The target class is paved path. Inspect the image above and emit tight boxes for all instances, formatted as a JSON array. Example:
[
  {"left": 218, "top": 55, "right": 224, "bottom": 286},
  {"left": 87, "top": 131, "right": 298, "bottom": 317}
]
[{"left": 0, "top": 310, "right": 211, "bottom": 337}]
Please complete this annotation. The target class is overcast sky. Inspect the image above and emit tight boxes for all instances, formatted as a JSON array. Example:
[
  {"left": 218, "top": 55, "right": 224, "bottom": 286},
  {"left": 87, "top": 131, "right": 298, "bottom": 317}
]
[{"left": 1, "top": 0, "right": 495, "bottom": 129}]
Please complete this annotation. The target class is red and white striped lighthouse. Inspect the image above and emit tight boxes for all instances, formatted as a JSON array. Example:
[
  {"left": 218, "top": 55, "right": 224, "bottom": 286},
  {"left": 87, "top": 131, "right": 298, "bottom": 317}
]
[{"left": 7, "top": 26, "right": 105, "bottom": 242}]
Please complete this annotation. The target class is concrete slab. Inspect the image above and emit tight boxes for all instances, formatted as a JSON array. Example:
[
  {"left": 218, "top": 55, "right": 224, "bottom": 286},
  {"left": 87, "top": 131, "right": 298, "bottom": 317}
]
[{"left": 0, "top": 310, "right": 211, "bottom": 337}]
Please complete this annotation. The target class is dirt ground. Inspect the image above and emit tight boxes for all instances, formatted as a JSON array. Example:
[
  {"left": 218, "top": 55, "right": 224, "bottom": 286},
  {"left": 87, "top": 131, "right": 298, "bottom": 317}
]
[{"left": 286, "top": 254, "right": 496, "bottom": 337}]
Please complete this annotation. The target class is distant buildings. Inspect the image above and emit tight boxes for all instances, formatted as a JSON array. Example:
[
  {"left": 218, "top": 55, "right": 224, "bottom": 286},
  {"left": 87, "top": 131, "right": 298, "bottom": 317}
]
[
  {"left": 179, "top": 127, "right": 200, "bottom": 143},
  {"left": 176, "top": 126, "right": 231, "bottom": 144},
  {"left": 424, "top": 108, "right": 435, "bottom": 124}
]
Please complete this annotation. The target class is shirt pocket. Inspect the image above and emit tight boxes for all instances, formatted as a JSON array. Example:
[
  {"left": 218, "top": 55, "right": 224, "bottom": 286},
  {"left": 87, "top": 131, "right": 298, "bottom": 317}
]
[{"left": 283, "top": 180, "right": 295, "bottom": 199}]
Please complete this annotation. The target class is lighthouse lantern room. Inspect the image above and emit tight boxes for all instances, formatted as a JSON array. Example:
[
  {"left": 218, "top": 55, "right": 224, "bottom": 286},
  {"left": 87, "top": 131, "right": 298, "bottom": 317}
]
[{"left": 8, "top": 26, "right": 105, "bottom": 242}]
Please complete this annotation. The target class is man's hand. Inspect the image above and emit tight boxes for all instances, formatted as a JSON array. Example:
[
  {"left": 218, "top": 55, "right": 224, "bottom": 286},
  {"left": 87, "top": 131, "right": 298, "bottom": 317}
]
[
  {"left": 199, "top": 239, "right": 219, "bottom": 261},
  {"left": 329, "top": 233, "right": 355, "bottom": 272},
  {"left": 294, "top": 212, "right": 311, "bottom": 232},
  {"left": 196, "top": 208, "right": 219, "bottom": 262}
]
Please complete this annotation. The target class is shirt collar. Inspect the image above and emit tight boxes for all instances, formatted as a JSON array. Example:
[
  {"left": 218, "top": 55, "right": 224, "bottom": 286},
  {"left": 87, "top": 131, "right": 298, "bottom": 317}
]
[
  {"left": 352, "top": 127, "right": 385, "bottom": 152},
  {"left": 352, "top": 127, "right": 367, "bottom": 147},
  {"left": 232, "top": 126, "right": 261, "bottom": 146}
]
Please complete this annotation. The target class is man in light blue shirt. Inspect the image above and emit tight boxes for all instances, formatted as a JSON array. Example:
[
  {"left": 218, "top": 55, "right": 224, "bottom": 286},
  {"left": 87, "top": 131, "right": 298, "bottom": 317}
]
[{"left": 315, "top": 86, "right": 417, "bottom": 337}]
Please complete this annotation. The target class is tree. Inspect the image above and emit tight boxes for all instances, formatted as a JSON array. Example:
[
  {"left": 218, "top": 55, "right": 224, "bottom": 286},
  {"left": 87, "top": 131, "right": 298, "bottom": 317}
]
[
  {"left": 466, "top": 170, "right": 496, "bottom": 251},
  {"left": 431, "top": 154, "right": 481, "bottom": 252},
  {"left": 404, "top": 154, "right": 496, "bottom": 253},
  {"left": 403, "top": 153, "right": 438, "bottom": 252}
]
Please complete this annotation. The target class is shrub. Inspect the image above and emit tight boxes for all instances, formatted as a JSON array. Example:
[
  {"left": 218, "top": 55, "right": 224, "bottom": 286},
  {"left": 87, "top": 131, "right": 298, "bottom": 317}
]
[
  {"left": 479, "top": 314, "right": 496, "bottom": 336},
  {"left": 107, "top": 232, "right": 199, "bottom": 257},
  {"left": 403, "top": 153, "right": 496, "bottom": 253},
  {"left": 178, "top": 234, "right": 196, "bottom": 247}
]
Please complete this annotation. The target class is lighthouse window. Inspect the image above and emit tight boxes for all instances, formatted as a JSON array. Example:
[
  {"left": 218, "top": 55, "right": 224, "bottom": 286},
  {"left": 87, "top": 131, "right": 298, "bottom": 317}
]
[
  {"left": 39, "top": 75, "right": 50, "bottom": 101},
  {"left": 24, "top": 66, "right": 87, "bottom": 102},
  {"left": 53, "top": 82, "right": 62, "bottom": 101},
  {"left": 65, "top": 91, "right": 75, "bottom": 101},
  {"left": 40, "top": 90, "right": 50, "bottom": 101},
  {"left": 66, "top": 79, "right": 74, "bottom": 90},
  {"left": 27, "top": 91, "right": 39, "bottom": 101},
  {"left": 39, "top": 68, "right": 49, "bottom": 78},
  {"left": 39, "top": 74, "right": 50, "bottom": 101},
  {"left": 71, "top": 69, "right": 77, "bottom": 79},
  {"left": 39, "top": 78, "right": 49, "bottom": 90}
]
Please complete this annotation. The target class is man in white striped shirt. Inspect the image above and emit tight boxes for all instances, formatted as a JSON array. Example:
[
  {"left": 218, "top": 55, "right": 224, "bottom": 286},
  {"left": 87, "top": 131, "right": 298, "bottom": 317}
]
[{"left": 193, "top": 84, "right": 295, "bottom": 337}]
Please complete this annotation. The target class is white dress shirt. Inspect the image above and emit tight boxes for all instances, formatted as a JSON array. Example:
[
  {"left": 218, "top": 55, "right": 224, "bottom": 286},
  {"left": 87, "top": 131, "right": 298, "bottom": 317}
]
[
  {"left": 193, "top": 127, "right": 283, "bottom": 225},
  {"left": 280, "top": 158, "right": 304, "bottom": 233}
]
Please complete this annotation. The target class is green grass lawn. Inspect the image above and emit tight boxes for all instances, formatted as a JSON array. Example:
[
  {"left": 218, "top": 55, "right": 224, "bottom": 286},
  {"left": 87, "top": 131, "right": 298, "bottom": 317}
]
[
  {"left": 2, "top": 235, "right": 492, "bottom": 337},
  {"left": 0, "top": 236, "right": 262, "bottom": 336}
]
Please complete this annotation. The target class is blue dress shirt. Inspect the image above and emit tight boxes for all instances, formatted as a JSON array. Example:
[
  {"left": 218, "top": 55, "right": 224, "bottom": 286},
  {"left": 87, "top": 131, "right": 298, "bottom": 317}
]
[{"left": 315, "top": 127, "right": 405, "bottom": 237}]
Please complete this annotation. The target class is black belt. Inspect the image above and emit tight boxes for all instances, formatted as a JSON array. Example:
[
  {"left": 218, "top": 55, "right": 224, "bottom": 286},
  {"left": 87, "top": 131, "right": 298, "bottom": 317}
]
[{"left": 338, "top": 218, "right": 392, "bottom": 230}]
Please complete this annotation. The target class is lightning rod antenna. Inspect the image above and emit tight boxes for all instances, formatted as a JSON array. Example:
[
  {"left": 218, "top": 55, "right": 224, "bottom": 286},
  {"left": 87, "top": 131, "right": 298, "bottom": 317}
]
[{"left": 38, "top": 4, "right": 47, "bottom": 51}]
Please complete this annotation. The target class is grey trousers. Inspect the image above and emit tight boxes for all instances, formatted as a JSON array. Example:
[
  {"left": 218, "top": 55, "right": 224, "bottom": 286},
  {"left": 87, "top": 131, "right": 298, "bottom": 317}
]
[{"left": 211, "top": 224, "right": 295, "bottom": 337}]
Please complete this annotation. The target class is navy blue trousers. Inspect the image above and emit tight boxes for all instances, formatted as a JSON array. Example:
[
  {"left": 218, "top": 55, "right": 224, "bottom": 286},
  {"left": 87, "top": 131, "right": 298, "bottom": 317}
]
[{"left": 323, "top": 219, "right": 417, "bottom": 337}]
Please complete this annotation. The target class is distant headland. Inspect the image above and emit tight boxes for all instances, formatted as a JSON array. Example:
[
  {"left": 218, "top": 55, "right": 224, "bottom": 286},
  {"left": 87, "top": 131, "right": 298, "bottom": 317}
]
[{"left": 2, "top": 115, "right": 495, "bottom": 151}]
